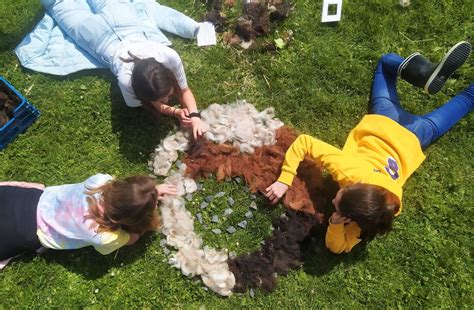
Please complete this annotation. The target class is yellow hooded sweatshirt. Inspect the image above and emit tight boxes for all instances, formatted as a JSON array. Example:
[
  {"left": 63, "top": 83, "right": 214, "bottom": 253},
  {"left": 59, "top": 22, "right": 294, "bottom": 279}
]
[{"left": 277, "top": 115, "right": 426, "bottom": 254}]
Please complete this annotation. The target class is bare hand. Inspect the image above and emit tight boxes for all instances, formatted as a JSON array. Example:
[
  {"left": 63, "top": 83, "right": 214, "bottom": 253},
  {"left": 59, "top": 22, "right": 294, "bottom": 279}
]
[
  {"left": 330, "top": 212, "right": 351, "bottom": 224},
  {"left": 190, "top": 117, "right": 204, "bottom": 140},
  {"left": 264, "top": 181, "right": 289, "bottom": 204},
  {"left": 177, "top": 108, "right": 192, "bottom": 127},
  {"left": 156, "top": 184, "right": 178, "bottom": 200}
]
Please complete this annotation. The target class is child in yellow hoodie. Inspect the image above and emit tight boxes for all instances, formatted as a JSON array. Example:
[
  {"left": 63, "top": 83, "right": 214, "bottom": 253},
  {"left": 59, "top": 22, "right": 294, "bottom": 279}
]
[{"left": 265, "top": 42, "right": 473, "bottom": 254}]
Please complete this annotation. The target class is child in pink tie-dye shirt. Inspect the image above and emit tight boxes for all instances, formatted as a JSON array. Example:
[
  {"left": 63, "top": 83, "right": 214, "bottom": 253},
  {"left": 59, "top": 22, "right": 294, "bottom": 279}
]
[{"left": 0, "top": 173, "right": 176, "bottom": 269}]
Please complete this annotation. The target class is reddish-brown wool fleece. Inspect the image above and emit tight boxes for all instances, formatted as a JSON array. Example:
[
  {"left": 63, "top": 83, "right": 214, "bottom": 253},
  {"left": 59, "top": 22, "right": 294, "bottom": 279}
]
[{"left": 184, "top": 126, "right": 324, "bottom": 218}]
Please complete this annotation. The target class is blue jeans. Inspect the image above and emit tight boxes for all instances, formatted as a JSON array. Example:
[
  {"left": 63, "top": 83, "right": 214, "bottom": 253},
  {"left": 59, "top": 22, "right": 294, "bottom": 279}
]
[{"left": 371, "top": 53, "right": 474, "bottom": 149}]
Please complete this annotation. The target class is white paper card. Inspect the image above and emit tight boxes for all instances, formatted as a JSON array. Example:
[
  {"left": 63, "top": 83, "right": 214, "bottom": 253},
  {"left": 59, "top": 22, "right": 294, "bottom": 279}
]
[
  {"left": 321, "top": 0, "right": 343, "bottom": 23},
  {"left": 197, "top": 22, "right": 217, "bottom": 47}
]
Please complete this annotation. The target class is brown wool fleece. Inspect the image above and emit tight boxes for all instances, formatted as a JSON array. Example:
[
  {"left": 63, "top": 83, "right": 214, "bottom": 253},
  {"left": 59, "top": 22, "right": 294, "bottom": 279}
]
[{"left": 184, "top": 126, "right": 324, "bottom": 217}]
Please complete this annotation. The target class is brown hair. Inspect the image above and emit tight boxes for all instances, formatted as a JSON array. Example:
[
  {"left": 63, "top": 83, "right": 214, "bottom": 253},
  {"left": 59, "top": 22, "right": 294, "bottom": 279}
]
[
  {"left": 123, "top": 52, "right": 182, "bottom": 117},
  {"left": 338, "top": 183, "right": 400, "bottom": 240},
  {"left": 85, "top": 175, "right": 160, "bottom": 235}
]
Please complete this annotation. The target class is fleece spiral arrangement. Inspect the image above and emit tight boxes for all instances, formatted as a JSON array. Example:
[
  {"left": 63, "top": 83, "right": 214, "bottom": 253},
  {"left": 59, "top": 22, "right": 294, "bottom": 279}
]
[{"left": 152, "top": 101, "right": 324, "bottom": 295}]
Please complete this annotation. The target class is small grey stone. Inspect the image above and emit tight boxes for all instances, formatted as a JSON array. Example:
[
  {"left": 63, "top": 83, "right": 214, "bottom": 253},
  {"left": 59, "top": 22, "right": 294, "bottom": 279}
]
[
  {"left": 227, "top": 197, "right": 235, "bottom": 206},
  {"left": 205, "top": 195, "right": 214, "bottom": 202},
  {"left": 237, "top": 220, "right": 247, "bottom": 229},
  {"left": 197, "top": 183, "right": 203, "bottom": 190},
  {"left": 200, "top": 201, "right": 208, "bottom": 209},
  {"left": 226, "top": 226, "right": 237, "bottom": 234},
  {"left": 159, "top": 239, "right": 167, "bottom": 247},
  {"left": 249, "top": 288, "right": 255, "bottom": 298},
  {"left": 214, "top": 191, "right": 226, "bottom": 198},
  {"left": 185, "top": 193, "right": 193, "bottom": 201},
  {"left": 211, "top": 228, "right": 222, "bottom": 235},
  {"left": 250, "top": 194, "right": 257, "bottom": 200},
  {"left": 243, "top": 186, "right": 250, "bottom": 192},
  {"left": 245, "top": 210, "right": 254, "bottom": 219},
  {"left": 163, "top": 248, "right": 170, "bottom": 255},
  {"left": 211, "top": 215, "right": 219, "bottom": 223},
  {"left": 235, "top": 177, "right": 242, "bottom": 183},
  {"left": 175, "top": 160, "right": 182, "bottom": 166},
  {"left": 223, "top": 208, "right": 234, "bottom": 216},
  {"left": 196, "top": 213, "right": 203, "bottom": 224},
  {"left": 249, "top": 201, "right": 258, "bottom": 210}
]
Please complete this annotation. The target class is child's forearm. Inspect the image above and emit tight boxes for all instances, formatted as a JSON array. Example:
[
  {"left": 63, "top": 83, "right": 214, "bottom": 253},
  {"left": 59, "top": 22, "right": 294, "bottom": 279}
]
[
  {"left": 180, "top": 88, "right": 198, "bottom": 113},
  {"left": 325, "top": 221, "right": 362, "bottom": 254},
  {"left": 159, "top": 103, "right": 179, "bottom": 117},
  {"left": 0, "top": 181, "right": 45, "bottom": 190}
]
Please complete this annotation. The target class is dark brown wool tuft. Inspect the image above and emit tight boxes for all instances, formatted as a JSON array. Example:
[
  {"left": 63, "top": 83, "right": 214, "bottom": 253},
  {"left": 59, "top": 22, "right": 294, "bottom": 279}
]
[{"left": 228, "top": 210, "right": 319, "bottom": 293}]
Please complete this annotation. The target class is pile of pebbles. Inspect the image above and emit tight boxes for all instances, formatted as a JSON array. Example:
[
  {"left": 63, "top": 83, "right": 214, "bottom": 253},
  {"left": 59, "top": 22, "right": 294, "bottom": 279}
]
[{"left": 193, "top": 181, "right": 259, "bottom": 236}]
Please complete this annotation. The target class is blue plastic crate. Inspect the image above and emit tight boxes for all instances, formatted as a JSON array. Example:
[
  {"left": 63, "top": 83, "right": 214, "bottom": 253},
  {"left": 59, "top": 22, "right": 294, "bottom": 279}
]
[{"left": 0, "top": 76, "right": 40, "bottom": 150}]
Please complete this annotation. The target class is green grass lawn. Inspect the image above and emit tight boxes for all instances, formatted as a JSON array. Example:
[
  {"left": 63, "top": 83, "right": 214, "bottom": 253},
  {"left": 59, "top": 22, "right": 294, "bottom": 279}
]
[{"left": 1, "top": 0, "right": 473, "bottom": 308}]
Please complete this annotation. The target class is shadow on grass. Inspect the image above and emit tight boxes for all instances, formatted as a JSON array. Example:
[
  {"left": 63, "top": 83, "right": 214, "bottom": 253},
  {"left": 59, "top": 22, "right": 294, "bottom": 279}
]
[
  {"left": 0, "top": 10, "right": 44, "bottom": 52},
  {"left": 14, "top": 232, "right": 159, "bottom": 280},
  {"left": 300, "top": 176, "right": 368, "bottom": 276},
  {"left": 108, "top": 82, "right": 178, "bottom": 163},
  {"left": 16, "top": 65, "right": 180, "bottom": 162}
]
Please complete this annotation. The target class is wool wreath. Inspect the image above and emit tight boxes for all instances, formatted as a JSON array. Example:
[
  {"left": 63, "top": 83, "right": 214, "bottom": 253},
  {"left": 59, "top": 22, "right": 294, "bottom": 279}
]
[{"left": 152, "top": 101, "right": 324, "bottom": 295}]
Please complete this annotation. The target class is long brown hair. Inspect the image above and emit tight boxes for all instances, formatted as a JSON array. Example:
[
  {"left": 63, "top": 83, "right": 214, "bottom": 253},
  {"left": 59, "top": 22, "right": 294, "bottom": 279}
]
[
  {"left": 85, "top": 175, "right": 160, "bottom": 235},
  {"left": 338, "top": 183, "right": 400, "bottom": 240},
  {"left": 123, "top": 52, "right": 182, "bottom": 114}
]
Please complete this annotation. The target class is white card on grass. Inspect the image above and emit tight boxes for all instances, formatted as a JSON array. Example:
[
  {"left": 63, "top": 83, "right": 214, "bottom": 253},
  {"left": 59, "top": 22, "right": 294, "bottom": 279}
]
[
  {"left": 197, "top": 22, "right": 217, "bottom": 47},
  {"left": 321, "top": 0, "right": 343, "bottom": 23}
]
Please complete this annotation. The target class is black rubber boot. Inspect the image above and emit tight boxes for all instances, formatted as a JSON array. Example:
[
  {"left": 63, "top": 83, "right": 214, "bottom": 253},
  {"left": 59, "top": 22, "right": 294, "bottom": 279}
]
[{"left": 398, "top": 41, "right": 472, "bottom": 95}]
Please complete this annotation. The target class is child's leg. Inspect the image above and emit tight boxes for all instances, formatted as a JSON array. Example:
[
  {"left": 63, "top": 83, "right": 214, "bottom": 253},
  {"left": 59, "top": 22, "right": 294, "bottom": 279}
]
[
  {"left": 142, "top": 2, "right": 200, "bottom": 39},
  {"left": 41, "top": 0, "right": 115, "bottom": 63},
  {"left": 414, "top": 83, "right": 474, "bottom": 148},
  {"left": 370, "top": 53, "right": 417, "bottom": 124},
  {"left": 0, "top": 186, "right": 43, "bottom": 260},
  {"left": 399, "top": 42, "right": 471, "bottom": 95}
]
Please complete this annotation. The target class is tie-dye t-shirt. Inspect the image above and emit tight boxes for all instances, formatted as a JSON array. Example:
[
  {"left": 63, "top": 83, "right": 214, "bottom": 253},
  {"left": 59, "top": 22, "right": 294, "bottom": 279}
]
[{"left": 36, "top": 174, "right": 130, "bottom": 255}]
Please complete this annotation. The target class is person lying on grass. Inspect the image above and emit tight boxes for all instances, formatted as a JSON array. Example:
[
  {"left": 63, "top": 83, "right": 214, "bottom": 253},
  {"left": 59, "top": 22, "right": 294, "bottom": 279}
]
[
  {"left": 0, "top": 174, "right": 177, "bottom": 268},
  {"left": 265, "top": 41, "right": 473, "bottom": 254},
  {"left": 33, "top": 0, "right": 208, "bottom": 139}
]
